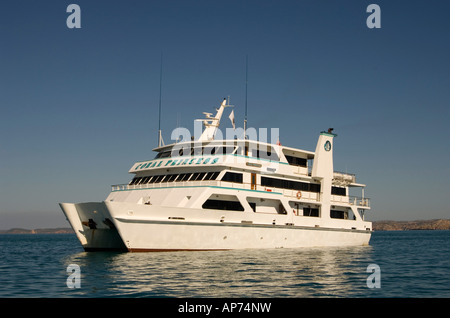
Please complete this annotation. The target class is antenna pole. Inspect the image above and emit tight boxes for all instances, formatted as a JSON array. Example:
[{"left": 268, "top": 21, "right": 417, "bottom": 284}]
[
  {"left": 244, "top": 54, "right": 248, "bottom": 140},
  {"left": 158, "top": 52, "right": 163, "bottom": 147}
]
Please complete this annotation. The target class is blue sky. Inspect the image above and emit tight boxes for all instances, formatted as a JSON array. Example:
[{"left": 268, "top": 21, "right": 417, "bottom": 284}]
[{"left": 1, "top": 0, "right": 449, "bottom": 229}]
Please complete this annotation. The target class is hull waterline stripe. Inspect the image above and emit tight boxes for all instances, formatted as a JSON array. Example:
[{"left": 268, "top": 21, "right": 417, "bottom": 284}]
[{"left": 114, "top": 218, "right": 372, "bottom": 234}]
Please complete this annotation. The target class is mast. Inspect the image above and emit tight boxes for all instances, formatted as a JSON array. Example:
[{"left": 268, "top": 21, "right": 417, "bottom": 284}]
[
  {"left": 244, "top": 54, "right": 248, "bottom": 140},
  {"left": 198, "top": 98, "right": 232, "bottom": 141},
  {"left": 158, "top": 52, "right": 164, "bottom": 147}
]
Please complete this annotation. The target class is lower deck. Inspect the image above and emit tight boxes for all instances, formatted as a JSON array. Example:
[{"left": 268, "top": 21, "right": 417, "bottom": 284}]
[{"left": 108, "top": 179, "right": 370, "bottom": 230}]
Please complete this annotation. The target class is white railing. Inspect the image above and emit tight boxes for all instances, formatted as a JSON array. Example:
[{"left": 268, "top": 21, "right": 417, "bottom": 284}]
[
  {"left": 111, "top": 181, "right": 321, "bottom": 202},
  {"left": 112, "top": 180, "right": 264, "bottom": 192},
  {"left": 331, "top": 195, "right": 370, "bottom": 207},
  {"left": 333, "top": 171, "right": 356, "bottom": 183},
  {"left": 111, "top": 182, "right": 369, "bottom": 205}
]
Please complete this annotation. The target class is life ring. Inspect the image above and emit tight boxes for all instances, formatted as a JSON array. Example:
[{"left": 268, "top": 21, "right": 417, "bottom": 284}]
[{"left": 296, "top": 191, "right": 302, "bottom": 199}]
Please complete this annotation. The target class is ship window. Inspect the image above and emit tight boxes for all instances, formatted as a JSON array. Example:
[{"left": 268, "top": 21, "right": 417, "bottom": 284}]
[
  {"left": 145, "top": 176, "right": 154, "bottom": 183},
  {"left": 153, "top": 175, "right": 164, "bottom": 183},
  {"left": 190, "top": 147, "right": 202, "bottom": 156},
  {"left": 309, "top": 183, "right": 321, "bottom": 193},
  {"left": 166, "top": 174, "right": 178, "bottom": 182},
  {"left": 251, "top": 147, "right": 279, "bottom": 161},
  {"left": 204, "top": 171, "right": 220, "bottom": 180},
  {"left": 212, "top": 146, "right": 236, "bottom": 155},
  {"left": 285, "top": 155, "right": 307, "bottom": 167},
  {"left": 224, "top": 146, "right": 236, "bottom": 154},
  {"left": 331, "top": 186, "right": 346, "bottom": 196},
  {"left": 203, "top": 146, "right": 220, "bottom": 155},
  {"left": 129, "top": 177, "right": 140, "bottom": 185},
  {"left": 155, "top": 151, "right": 171, "bottom": 159},
  {"left": 180, "top": 173, "right": 192, "bottom": 181},
  {"left": 330, "top": 210, "right": 346, "bottom": 219},
  {"left": 202, "top": 199, "right": 244, "bottom": 211},
  {"left": 304, "top": 207, "right": 319, "bottom": 217},
  {"left": 139, "top": 176, "right": 150, "bottom": 184},
  {"left": 134, "top": 177, "right": 143, "bottom": 184},
  {"left": 221, "top": 172, "right": 243, "bottom": 183},
  {"left": 148, "top": 176, "right": 157, "bottom": 183},
  {"left": 195, "top": 172, "right": 207, "bottom": 181},
  {"left": 261, "top": 176, "right": 321, "bottom": 193}
]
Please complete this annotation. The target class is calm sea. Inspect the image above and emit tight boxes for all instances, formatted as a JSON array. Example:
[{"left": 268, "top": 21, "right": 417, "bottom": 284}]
[{"left": 0, "top": 231, "right": 449, "bottom": 298}]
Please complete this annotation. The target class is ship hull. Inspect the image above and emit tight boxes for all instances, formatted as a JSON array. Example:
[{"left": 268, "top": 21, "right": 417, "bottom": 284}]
[
  {"left": 60, "top": 200, "right": 371, "bottom": 252},
  {"left": 59, "top": 202, "right": 127, "bottom": 251},
  {"left": 105, "top": 201, "right": 371, "bottom": 252},
  {"left": 117, "top": 220, "right": 371, "bottom": 252}
]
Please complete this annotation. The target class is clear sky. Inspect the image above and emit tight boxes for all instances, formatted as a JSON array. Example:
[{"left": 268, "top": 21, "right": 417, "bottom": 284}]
[{"left": 1, "top": 0, "right": 449, "bottom": 229}]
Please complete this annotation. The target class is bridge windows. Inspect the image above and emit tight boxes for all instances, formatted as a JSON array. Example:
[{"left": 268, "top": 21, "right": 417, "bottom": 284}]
[{"left": 285, "top": 155, "right": 307, "bottom": 167}]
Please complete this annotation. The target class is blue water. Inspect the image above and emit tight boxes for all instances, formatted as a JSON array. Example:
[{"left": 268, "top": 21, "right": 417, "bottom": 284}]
[{"left": 0, "top": 231, "right": 449, "bottom": 298}]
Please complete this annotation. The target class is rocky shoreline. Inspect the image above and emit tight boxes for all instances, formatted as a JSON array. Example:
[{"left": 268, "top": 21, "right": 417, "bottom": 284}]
[
  {"left": 372, "top": 219, "right": 450, "bottom": 231},
  {"left": 0, "top": 227, "right": 75, "bottom": 234},
  {"left": 1, "top": 219, "right": 449, "bottom": 234}
]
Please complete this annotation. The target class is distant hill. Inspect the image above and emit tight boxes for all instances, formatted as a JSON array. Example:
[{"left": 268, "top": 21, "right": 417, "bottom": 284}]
[
  {"left": 372, "top": 219, "right": 450, "bottom": 231},
  {"left": 1, "top": 219, "right": 449, "bottom": 234},
  {"left": 0, "top": 228, "right": 74, "bottom": 234}
]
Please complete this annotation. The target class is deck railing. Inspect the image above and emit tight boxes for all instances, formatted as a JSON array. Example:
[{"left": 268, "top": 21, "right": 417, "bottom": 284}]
[
  {"left": 112, "top": 180, "right": 265, "bottom": 192},
  {"left": 112, "top": 182, "right": 369, "bottom": 206},
  {"left": 331, "top": 195, "right": 370, "bottom": 207}
]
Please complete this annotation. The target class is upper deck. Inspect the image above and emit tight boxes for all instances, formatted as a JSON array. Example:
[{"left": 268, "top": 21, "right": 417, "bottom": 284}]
[
  {"left": 111, "top": 98, "right": 370, "bottom": 215},
  {"left": 130, "top": 139, "right": 314, "bottom": 175},
  {"left": 128, "top": 138, "right": 364, "bottom": 188}
]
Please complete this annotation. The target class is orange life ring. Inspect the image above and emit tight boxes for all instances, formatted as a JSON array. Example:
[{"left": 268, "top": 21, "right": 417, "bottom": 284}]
[{"left": 296, "top": 191, "right": 302, "bottom": 199}]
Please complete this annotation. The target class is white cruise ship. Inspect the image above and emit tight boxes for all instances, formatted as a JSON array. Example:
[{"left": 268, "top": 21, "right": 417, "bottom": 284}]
[{"left": 60, "top": 98, "right": 372, "bottom": 251}]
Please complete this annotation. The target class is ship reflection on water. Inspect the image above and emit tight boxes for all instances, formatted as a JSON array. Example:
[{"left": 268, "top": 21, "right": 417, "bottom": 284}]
[{"left": 62, "top": 245, "right": 375, "bottom": 297}]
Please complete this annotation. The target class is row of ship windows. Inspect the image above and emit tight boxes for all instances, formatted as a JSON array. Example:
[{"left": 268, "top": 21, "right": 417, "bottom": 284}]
[
  {"left": 261, "top": 176, "right": 321, "bottom": 193},
  {"left": 201, "top": 200, "right": 351, "bottom": 218},
  {"left": 261, "top": 176, "right": 345, "bottom": 196},
  {"left": 155, "top": 146, "right": 237, "bottom": 159},
  {"left": 202, "top": 199, "right": 321, "bottom": 216},
  {"left": 130, "top": 171, "right": 346, "bottom": 196},
  {"left": 131, "top": 171, "right": 320, "bottom": 192},
  {"left": 129, "top": 172, "right": 245, "bottom": 185},
  {"left": 155, "top": 147, "right": 310, "bottom": 166},
  {"left": 129, "top": 171, "right": 222, "bottom": 185}
]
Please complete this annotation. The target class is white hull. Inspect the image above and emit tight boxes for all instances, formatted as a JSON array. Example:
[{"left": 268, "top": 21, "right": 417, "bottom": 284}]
[
  {"left": 116, "top": 220, "right": 371, "bottom": 252},
  {"left": 60, "top": 202, "right": 127, "bottom": 251},
  {"left": 60, "top": 201, "right": 371, "bottom": 252},
  {"left": 107, "top": 202, "right": 371, "bottom": 251}
]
